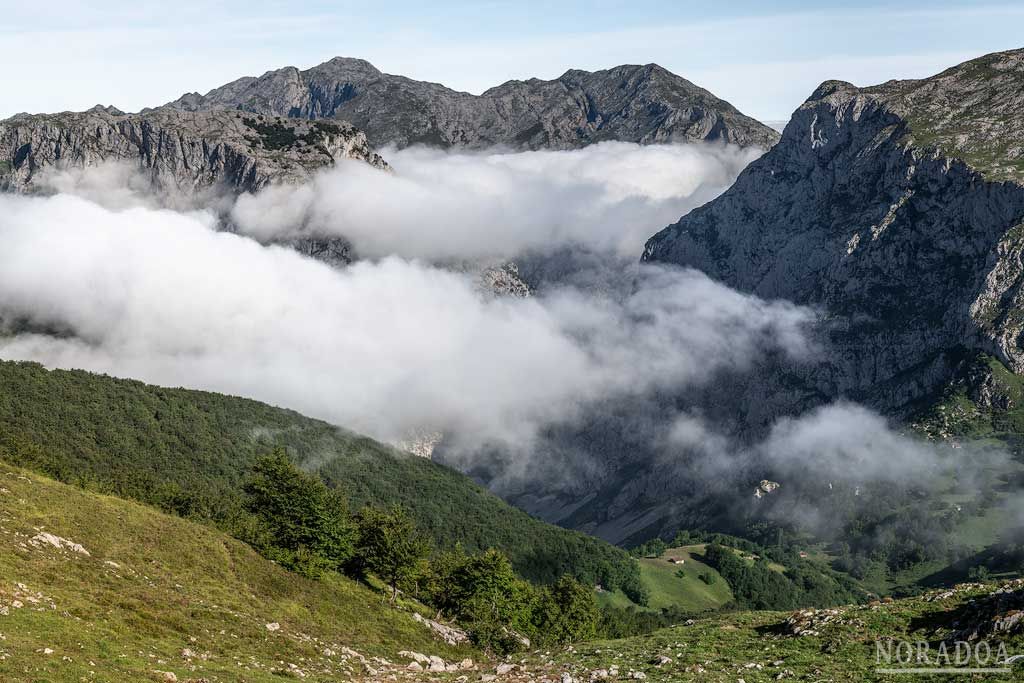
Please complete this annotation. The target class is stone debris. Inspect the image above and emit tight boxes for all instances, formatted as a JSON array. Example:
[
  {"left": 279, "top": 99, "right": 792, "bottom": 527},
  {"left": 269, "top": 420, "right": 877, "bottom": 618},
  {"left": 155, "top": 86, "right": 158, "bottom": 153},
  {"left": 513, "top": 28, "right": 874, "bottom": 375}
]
[
  {"left": 753, "top": 480, "right": 780, "bottom": 499},
  {"left": 947, "top": 581, "right": 1024, "bottom": 642},
  {"left": 782, "top": 608, "right": 845, "bottom": 637},
  {"left": 395, "top": 430, "right": 445, "bottom": 459},
  {"left": 411, "top": 611, "right": 469, "bottom": 645},
  {"left": 478, "top": 262, "right": 532, "bottom": 299},
  {"left": 29, "top": 532, "right": 90, "bottom": 556},
  {"left": 398, "top": 651, "right": 430, "bottom": 665}
]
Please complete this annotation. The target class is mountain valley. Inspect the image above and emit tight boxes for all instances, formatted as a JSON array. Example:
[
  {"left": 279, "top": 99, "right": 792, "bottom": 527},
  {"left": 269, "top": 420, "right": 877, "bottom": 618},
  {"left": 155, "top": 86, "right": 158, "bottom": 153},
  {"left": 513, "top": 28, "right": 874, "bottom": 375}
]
[{"left": 2, "top": 37, "right": 1024, "bottom": 682}]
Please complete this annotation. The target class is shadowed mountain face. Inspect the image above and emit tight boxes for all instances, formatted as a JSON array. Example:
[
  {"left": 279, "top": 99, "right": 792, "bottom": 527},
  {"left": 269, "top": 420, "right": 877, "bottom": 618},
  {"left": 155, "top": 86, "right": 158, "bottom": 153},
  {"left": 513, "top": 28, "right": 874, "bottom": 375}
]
[
  {"left": 162, "top": 57, "right": 779, "bottom": 150},
  {"left": 644, "top": 48, "right": 1024, "bottom": 416},
  {"left": 443, "top": 49, "right": 1024, "bottom": 546}
]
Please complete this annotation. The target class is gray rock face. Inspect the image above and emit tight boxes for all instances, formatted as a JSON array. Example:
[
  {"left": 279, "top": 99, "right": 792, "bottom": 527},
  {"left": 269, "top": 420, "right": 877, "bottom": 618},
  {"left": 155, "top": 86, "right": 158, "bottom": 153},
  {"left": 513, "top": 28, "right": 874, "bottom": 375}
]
[
  {"left": 643, "top": 49, "right": 1024, "bottom": 413},
  {"left": 0, "top": 106, "right": 386, "bottom": 196},
  {"left": 162, "top": 57, "right": 779, "bottom": 150}
]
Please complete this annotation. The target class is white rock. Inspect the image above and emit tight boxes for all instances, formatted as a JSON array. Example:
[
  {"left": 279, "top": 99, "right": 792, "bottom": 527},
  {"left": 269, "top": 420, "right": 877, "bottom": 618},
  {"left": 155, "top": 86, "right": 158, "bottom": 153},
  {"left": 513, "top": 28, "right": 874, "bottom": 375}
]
[
  {"left": 399, "top": 651, "right": 430, "bottom": 664},
  {"left": 30, "top": 532, "right": 90, "bottom": 556},
  {"left": 265, "top": 622, "right": 280, "bottom": 632}
]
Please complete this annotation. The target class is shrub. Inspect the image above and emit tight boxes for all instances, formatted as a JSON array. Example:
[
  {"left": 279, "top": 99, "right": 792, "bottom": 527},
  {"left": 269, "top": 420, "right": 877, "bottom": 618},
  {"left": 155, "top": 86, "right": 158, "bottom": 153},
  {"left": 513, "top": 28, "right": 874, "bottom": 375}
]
[
  {"left": 352, "top": 506, "right": 431, "bottom": 602},
  {"left": 242, "top": 450, "right": 355, "bottom": 576}
]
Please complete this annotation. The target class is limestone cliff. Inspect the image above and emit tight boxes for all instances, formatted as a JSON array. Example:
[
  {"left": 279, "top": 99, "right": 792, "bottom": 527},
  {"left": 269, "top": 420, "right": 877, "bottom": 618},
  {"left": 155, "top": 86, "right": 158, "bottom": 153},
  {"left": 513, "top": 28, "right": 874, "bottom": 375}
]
[
  {"left": 644, "top": 48, "right": 1024, "bottom": 413},
  {"left": 0, "top": 106, "right": 386, "bottom": 196}
]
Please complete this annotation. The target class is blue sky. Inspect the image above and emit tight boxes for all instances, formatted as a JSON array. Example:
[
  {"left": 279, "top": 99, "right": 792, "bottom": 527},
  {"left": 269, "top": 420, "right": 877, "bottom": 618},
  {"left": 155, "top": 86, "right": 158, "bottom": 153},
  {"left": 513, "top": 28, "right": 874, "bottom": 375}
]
[{"left": 2, "top": 1, "right": 1021, "bottom": 121}]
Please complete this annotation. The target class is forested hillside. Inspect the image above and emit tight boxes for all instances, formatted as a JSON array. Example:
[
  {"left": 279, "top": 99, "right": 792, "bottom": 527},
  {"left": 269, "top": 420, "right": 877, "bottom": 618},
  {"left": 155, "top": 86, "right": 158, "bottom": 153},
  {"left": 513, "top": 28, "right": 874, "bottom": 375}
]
[{"left": 0, "top": 360, "right": 643, "bottom": 599}]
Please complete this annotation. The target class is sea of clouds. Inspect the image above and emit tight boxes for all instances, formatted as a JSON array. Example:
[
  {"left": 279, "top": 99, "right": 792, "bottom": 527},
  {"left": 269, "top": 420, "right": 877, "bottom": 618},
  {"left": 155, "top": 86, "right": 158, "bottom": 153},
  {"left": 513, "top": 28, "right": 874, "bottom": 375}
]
[{"left": 0, "top": 141, "right": 993, "bottom": 527}]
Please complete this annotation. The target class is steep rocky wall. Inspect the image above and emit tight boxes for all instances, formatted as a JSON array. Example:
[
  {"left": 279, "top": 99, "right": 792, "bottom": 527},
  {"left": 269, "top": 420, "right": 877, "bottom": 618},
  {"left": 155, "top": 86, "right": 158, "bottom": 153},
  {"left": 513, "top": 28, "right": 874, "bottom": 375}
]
[
  {"left": 644, "top": 77, "right": 1024, "bottom": 413},
  {"left": 0, "top": 107, "right": 386, "bottom": 196}
]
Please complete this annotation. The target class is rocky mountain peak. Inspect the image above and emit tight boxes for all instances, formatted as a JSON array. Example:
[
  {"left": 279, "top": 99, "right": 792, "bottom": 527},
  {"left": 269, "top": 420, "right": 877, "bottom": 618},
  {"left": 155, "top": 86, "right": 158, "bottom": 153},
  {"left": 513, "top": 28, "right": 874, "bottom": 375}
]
[
  {"left": 806, "top": 80, "right": 857, "bottom": 100},
  {"left": 315, "top": 56, "right": 385, "bottom": 77},
  {"left": 160, "top": 57, "right": 779, "bottom": 150},
  {"left": 86, "top": 104, "right": 125, "bottom": 116},
  {"left": 863, "top": 48, "right": 1024, "bottom": 183}
]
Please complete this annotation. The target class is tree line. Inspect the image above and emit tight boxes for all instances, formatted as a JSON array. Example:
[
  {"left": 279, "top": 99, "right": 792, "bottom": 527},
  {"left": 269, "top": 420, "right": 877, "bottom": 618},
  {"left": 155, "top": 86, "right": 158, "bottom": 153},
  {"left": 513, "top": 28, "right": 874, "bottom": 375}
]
[
  {"left": 0, "top": 360, "right": 644, "bottom": 605},
  {"left": 239, "top": 450, "right": 599, "bottom": 653}
]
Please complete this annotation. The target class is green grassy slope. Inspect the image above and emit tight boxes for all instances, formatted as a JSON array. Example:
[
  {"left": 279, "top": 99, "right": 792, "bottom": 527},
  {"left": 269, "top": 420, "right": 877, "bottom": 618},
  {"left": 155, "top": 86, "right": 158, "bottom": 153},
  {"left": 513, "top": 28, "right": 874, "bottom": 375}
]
[
  {"left": 599, "top": 545, "right": 733, "bottom": 613},
  {"left": 536, "top": 584, "right": 1024, "bottom": 682},
  {"left": 0, "top": 462, "right": 471, "bottom": 683},
  {"left": 914, "top": 353, "right": 1024, "bottom": 446},
  {"left": 0, "top": 360, "right": 640, "bottom": 594}
]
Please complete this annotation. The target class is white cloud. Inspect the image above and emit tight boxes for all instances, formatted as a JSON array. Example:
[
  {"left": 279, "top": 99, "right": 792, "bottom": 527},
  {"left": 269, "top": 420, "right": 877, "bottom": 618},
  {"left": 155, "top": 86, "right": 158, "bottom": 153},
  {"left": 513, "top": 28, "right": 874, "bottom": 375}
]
[
  {"left": 758, "top": 403, "right": 950, "bottom": 483},
  {"left": 0, "top": 190, "right": 813, "bottom": 450},
  {"left": 231, "top": 142, "right": 759, "bottom": 261}
]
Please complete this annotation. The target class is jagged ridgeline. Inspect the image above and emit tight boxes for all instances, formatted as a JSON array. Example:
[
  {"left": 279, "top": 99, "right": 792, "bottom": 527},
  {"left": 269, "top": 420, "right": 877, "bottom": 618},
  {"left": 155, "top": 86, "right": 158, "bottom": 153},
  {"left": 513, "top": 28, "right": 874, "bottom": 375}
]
[
  {"left": 0, "top": 360, "right": 642, "bottom": 599},
  {"left": 161, "top": 57, "right": 779, "bottom": 150},
  {"left": 0, "top": 107, "right": 387, "bottom": 195}
]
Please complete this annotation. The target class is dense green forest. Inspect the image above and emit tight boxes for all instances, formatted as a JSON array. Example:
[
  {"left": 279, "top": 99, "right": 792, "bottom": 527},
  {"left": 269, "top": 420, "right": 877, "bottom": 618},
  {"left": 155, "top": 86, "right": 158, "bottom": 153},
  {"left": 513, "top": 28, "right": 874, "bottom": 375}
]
[{"left": 0, "top": 360, "right": 643, "bottom": 600}]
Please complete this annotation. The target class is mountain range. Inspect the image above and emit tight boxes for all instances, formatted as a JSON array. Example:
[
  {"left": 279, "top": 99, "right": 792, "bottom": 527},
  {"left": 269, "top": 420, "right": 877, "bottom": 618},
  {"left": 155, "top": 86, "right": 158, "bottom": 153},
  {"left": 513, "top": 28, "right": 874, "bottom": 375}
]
[
  {"left": 5, "top": 49, "right": 1024, "bottom": 548},
  {"left": 2, "top": 48, "right": 1024, "bottom": 677},
  {"left": 1, "top": 58, "right": 774, "bottom": 201},
  {"left": 162, "top": 57, "right": 779, "bottom": 150}
]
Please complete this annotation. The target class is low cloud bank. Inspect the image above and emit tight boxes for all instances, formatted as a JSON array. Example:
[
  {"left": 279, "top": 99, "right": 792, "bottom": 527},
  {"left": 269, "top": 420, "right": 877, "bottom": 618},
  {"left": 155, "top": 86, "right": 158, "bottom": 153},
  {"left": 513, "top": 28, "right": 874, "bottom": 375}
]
[
  {"left": 0, "top": 191, "right": 811, "bottom": 449},
  {"left": 230, "top": 141, "right": 760, "bottom": 260}
]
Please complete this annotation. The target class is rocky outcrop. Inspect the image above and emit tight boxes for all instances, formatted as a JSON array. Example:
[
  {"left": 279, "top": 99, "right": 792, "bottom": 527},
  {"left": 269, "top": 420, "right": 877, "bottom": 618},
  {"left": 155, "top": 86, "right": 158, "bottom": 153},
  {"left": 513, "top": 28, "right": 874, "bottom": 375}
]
[
  {"left": 946, "top": 581, "right": 1024, "bottom": 643},
  {"left": 162, "top": 57, "right": 779, "bottom": 150},
  {"left": 477, "top": 262, "right": 531, "bottom": 299},
  {"left": 643, "top": 48, "right": 1024, "bottom": 414},
  {"left": 0, "top": 106, "right": 386, "bottom": 196}
]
